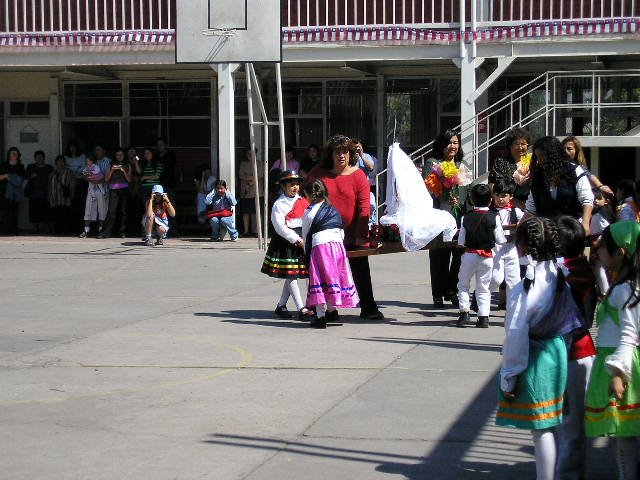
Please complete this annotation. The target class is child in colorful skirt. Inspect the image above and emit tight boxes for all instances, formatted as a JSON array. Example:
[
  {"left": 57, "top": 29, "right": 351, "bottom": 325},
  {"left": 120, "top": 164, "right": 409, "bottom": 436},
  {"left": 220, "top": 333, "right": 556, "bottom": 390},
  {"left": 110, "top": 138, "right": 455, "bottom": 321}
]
[
  {"left": 302, "top": 179, "right": 359, "bottom": 329},
  {"left": 261, "top": 170, "right": 314, "bottom": 321},
  {"left": 497, "top": 217, "right": 583, "bottom": 480},
  {"left": 586, "top": 221, "right": 640, "bottom": 479}
]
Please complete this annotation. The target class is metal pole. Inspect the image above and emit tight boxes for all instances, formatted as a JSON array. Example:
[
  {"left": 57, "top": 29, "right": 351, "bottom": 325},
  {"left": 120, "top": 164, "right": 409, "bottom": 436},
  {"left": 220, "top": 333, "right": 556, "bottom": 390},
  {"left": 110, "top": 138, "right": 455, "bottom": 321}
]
[
  {"left": 276, "top": 63, "right": 287, "bottom": 169},
  {"left": 245, "top": 63, "right": 263, "bottom": 249},
  {"left": 263, "top": 123, "right": 270, "bottom": 250}
]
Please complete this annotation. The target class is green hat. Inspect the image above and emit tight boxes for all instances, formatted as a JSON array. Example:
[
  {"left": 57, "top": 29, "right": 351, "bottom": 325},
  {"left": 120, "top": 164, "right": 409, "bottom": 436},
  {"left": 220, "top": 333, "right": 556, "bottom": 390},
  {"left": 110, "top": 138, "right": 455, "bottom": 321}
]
[{"left": 610, "top": 221, "right": 640, "bottom": 258}]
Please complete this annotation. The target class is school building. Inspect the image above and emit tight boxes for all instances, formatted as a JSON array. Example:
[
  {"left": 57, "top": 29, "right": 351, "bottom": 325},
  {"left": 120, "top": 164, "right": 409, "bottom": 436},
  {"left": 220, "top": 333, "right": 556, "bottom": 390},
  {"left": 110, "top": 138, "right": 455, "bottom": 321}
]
[{"left": 1, "top": 0, "right": 640, "bottom": 224}]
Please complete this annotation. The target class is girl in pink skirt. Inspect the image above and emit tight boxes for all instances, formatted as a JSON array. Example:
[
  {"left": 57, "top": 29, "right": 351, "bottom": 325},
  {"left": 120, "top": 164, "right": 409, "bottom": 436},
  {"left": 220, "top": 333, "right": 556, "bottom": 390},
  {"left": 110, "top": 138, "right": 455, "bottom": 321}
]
[{"left": 302, "top": 179, "right": 360, "bottom": 328}]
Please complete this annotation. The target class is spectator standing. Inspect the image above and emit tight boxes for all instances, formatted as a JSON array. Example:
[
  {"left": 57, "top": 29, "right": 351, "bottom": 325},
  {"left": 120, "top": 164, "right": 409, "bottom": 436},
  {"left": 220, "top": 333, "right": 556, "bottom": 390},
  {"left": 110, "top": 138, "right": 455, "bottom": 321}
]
[
  {"left": 126, "top": 145, "right": 144, "bottom": 229},
  {"left": 78, "top": 155, "right": 107, "bottom": 238},
  {"left": 562, "top": 136, "right": 613, "bottom": 197},
  {"left": 271, "top": 145, "right": 300, "bottom": 173},
  {"left": 93, "top": 144, "right": 111, "bottom": 179},
  {"left": 25, "top": 150, "right": 53, "bottom": 233},
  {"left": 300, "top": 144, "right": 321, "bottom": 178},
  {"left": 195, "top": 165, "right": 216, "bottom": 224},
  {"left": 522, "top": 136, "right": 594, "bottom": 235},
  {"left": 0, "top": 147, "right": 26, "bottom": 235},
  {"left": 65, "top": 140, "right": 88, "bottom": 233},
  {"left": 238, "top": 148, "right": 263, "bottom": 235},
  {"left": 98, "top": 148, "right": 131, "bottom": 239},
  {"left": 488, "top": 128, "right": 531, "bottom": 208},
  {"left": 140, "top": 147, "right": 164, "bottom": 199},
  {"left": 352, "top": 139, "right": 379, "bottom": 194},
  {"left": 48, "top": 155, "right": 75, "bottom": 235},
  {"left": 425, "top": 129, "right": 465, "bottom": 308}
]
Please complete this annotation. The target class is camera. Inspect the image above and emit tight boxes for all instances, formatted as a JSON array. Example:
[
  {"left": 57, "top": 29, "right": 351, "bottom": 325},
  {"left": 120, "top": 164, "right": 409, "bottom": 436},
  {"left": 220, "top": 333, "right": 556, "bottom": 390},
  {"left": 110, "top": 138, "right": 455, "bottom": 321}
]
[{"left": 356, "top": 147, "right": 362, "bottom": 153}]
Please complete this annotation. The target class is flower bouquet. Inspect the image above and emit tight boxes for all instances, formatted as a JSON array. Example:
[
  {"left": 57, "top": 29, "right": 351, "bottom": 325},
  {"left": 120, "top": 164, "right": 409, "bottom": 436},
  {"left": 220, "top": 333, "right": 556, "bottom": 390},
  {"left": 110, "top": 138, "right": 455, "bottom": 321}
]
[
  {"left": 513, "top": 152, "right": 532, "bottom": 186},
  {"left": 425, "top": 160, "right": 473, "bottom": 217}
]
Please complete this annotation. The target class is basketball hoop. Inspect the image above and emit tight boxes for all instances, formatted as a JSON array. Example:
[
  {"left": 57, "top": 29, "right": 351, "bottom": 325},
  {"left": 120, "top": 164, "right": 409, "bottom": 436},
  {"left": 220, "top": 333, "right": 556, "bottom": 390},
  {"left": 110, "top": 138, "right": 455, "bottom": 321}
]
[{"left": 201, "top": 28, "right": 236, "bottom": 38}]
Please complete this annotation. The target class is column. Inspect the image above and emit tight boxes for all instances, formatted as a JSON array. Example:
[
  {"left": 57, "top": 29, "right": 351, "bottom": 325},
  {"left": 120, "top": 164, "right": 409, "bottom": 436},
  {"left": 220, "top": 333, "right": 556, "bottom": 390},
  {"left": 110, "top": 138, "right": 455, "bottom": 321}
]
[{"left": 214, "top": 63, "right": 239, "bottom": 188}]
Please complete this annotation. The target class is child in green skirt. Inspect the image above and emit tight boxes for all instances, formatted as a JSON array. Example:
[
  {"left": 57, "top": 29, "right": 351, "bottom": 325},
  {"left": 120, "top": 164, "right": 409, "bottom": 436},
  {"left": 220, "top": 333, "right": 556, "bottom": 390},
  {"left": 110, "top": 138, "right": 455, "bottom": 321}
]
[
  {"left": 497, "top": 217, "right": 583, "bottom": 480},
  {"left": 586, "top": 221, "right": 640, "bottom": 479}
]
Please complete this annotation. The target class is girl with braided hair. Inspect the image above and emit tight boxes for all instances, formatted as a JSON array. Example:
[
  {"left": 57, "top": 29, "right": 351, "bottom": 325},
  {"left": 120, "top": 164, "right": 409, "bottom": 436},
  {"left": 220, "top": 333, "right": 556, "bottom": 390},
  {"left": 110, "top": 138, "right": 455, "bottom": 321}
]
[
  {"left": 497, "top": 217, "right": 584, "bottom": 480},
  {"left": 586, "top": 222, "right": 640, "bottom": 479},
  {"left": 523, "top": 136, "right": 594, "bottom": 236}
]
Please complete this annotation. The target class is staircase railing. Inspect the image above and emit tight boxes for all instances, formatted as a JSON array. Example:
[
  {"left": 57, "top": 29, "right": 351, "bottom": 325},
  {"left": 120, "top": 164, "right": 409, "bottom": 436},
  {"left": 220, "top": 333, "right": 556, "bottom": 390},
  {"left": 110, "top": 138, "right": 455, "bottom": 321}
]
[{"left": 376, "top": 68, "right": 640, "bottom": 213}]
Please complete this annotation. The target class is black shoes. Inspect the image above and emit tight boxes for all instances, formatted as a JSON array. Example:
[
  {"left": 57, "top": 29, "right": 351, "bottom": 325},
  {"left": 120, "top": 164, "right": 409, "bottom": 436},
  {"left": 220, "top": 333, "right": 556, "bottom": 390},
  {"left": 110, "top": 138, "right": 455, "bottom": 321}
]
[
  {"left": 359, "top": 308, "right": 384, "bottom": 320},
  {"left": 456, "top": 311, "right": 471, "bottom": 328},
  {"left": 476, "top": 316, "right": 489, "bottom": 328},
  {"left": 274, "top": 305, "right": 293, "bottom": 319},
  {"left": 433, "top": 297, "right": 444, "bottom": 308},
  {"left": 298, "top": 307, "right": 316, "bottom": 322},
  {"left": 310, "top": 316, "right": 327, "bottom": 329},
  {"left": 326, "top": 310, "right": 339, "bottom": 323},
  {"left": 446, "top": 292, "right": 460, "bottom": 308}
]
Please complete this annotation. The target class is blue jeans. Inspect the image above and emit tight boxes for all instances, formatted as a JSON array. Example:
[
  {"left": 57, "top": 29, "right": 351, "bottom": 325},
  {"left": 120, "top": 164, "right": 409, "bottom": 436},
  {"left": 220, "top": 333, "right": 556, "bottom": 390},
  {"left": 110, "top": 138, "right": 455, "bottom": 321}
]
[{"left": 210, "top": 216, "right": 237, "bottom": 240}]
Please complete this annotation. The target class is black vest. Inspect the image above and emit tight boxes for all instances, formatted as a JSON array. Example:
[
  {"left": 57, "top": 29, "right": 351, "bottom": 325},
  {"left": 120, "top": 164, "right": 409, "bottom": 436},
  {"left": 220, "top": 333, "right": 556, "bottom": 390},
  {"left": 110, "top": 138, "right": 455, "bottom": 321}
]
[
  {"left": 531, "top": 162, "right": 584, "bottom": 218},
  {"left": 463, "top": 210, "right": 498, "bottom": 251}
]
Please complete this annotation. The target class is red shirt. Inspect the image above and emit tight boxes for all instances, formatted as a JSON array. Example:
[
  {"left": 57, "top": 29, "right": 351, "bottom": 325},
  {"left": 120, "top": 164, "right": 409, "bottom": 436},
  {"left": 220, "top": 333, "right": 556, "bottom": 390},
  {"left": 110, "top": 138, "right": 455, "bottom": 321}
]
[{"left": 306, "top": 166, "right": 370, "bottom": 245}]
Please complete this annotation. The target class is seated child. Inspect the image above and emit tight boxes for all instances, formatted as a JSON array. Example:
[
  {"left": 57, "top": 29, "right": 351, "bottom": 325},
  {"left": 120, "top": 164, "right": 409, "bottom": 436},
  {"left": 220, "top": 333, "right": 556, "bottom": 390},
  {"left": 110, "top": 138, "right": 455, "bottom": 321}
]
[
  {"left": 79, "top": 155, "right": 107, "bottom": 238},
  {"left": 456, "top": 184, "right": 506, "bottom": 328},
  {"left": 204, "top": 179, "right": 238, "bottom": 242},
  {"left": 142, "top": 184, "right": 176, "bottom": 246}
]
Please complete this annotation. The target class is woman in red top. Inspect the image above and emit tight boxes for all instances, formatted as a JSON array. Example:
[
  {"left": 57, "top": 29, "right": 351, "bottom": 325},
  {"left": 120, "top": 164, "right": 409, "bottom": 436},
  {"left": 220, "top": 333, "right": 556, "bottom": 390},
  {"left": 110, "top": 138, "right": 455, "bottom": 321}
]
[{"left": 306, "top": 135, "right": 383, "bottom": 320}]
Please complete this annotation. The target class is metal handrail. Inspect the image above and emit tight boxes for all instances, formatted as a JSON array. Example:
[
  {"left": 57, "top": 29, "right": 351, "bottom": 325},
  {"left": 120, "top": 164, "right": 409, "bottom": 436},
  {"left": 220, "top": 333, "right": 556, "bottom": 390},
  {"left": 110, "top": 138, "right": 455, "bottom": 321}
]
[{"left": 377, "top": 69, "right": 640, "bottom": 213}]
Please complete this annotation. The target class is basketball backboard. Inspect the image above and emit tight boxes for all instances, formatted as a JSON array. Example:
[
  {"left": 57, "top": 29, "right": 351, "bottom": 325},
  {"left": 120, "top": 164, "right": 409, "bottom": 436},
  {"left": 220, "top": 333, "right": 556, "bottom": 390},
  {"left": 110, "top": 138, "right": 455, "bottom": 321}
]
[{"left": 176, "top": 0, "right": 281, "bottom": 64}]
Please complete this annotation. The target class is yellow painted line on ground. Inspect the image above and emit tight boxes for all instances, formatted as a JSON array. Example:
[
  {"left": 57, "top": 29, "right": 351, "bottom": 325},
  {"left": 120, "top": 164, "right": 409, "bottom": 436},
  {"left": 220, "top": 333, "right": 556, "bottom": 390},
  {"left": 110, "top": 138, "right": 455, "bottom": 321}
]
[{"left": 0, "top": 336, "right": 253, "bottom": 407}]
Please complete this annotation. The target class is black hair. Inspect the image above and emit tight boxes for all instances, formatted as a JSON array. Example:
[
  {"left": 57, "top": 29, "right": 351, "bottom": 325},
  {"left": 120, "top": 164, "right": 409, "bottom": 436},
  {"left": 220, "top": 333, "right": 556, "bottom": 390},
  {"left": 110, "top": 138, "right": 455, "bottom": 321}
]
[
  {"left": 125, "top": 145, "right": 137, "bottom": 153},
  {"left": 504, "top": 127, "right": 531, "bottom": 149},
  {"left": 94, "top": 143, "right": 106, "bottom": 151},
  {"left": 469, "top": 184, "right": 492, "bottom": 207},
  {"left": 616, "top": 179, "right": 636, "bottom": 199},
  {"left": 492, "top": 178, "right": 516, "bottom": 195},
  {"left": 157, "top": 136, "right": 168, "bottom": 144},
  {"left": 34, "top": 150, "right": 45, "bottom": 159},
  {"left": 215, "top": 179, "right": 227, "bottom": 188},
  {"left": 555, "top": 215, "right": 585, "bottom": 258},
  {"left": 65, "top": 140, "right": 80, "bottom": 157},
  {"left": 431, "top": 129, "right": 464, "bottom": 162},
  {"left": 601, "top": 226, "right": 640, "bottom": 308},
  {"left": 54, "top": 154, "right": 66, "bottom": 165},
  {"left": 304, "top": 179, "right": 330, "bottom": 204},
  {"left": 285, "top": 144, "right": 295, "bottom": 153},
  {"left": 516, "top": 217, "right": 562, "bottom": 292},
  {"left": 322, "top": 134, "right": 356, "bottom": 169},
  {"left": 6, "top": 146, "right": 21, "bottom": 163},
  {"left": 531, "top": 136, "right": 567, "bottom": 187},
  {"left": 593, "top": 191, "right": 615, "bottom": 223},
  {"left": 113, "top": 147, "right": 126, "bottom": 162},
  {"left": 516, "top": 217, "right": 561, "bottom": 262}
]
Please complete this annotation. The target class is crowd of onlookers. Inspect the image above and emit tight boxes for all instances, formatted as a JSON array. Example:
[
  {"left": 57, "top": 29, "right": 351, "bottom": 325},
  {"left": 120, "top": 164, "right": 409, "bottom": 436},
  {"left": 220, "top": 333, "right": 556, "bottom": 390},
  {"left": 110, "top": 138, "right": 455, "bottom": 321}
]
[
  {"left": 0, "top": 137, "right": 178, "bottom": 241},
  {"left": 0, "top": 137, "right": 380, "bottom": 244}
]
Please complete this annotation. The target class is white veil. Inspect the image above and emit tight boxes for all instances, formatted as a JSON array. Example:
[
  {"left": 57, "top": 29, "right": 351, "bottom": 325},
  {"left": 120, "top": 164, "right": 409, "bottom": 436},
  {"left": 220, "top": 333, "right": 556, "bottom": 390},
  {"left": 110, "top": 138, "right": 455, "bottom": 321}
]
[{"left": 379, "top": 143, "right": 457, "bottom": 251}]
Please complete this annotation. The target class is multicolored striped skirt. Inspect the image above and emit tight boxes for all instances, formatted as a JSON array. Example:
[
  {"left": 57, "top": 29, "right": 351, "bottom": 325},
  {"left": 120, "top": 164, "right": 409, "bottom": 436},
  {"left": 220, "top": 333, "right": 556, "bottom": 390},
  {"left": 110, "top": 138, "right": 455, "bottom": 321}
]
[
  {"left": 496, "top": 336, "right": 567, "bottom": 430},
  {"left": 307, "top": 241, "right": 359, "bottom": 308},
  {"left": 585, "top": 347, "right": 640, "bottom": 437},
  {"left": 260, "top": 232, "right": 308, "bottom": 279}
]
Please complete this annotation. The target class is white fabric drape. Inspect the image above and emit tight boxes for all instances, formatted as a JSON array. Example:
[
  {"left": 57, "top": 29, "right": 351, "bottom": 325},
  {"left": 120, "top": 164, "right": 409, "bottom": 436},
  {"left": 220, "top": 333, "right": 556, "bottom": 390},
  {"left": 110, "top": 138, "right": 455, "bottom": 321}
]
[{"left": 379, "top": 143, "right": 457, "bottom": 251}]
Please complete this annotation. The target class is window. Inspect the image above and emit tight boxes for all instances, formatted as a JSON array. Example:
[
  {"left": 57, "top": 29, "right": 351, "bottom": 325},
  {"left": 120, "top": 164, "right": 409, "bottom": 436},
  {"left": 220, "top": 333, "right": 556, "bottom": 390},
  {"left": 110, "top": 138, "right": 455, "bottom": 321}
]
[
  {"left": 63, "top": 83, "right": 123, "bottom": 117},
  {"left": 327, "top": 80, "right": 376, "bottom": 145},
  {"left": 9, "top": 101, "right": 49, "bottom": 116}
]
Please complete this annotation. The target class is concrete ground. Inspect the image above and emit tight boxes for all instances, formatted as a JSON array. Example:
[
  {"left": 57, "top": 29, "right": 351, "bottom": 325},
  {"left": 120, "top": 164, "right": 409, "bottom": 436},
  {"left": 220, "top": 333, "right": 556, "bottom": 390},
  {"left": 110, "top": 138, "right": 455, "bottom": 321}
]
[{"left": 0, "top": 236, "right": 616, "bottom": 479}]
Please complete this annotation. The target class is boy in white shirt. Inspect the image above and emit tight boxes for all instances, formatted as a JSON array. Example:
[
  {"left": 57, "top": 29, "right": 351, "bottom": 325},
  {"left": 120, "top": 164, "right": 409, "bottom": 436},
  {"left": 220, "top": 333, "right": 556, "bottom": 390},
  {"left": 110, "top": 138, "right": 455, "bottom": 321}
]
[
  {"left": 457, "top": 184, "right": 507, "bottom": 328},
  {"left": 490, "top": 178, "right": 524, "bottom": 310}
]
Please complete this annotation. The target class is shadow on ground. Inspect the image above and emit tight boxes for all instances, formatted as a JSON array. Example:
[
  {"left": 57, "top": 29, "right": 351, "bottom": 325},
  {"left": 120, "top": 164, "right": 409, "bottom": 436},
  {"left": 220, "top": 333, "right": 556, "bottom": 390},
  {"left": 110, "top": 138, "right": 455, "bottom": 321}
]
[{"left": 201, "top": 368, "right": 616, "bottom": 479}]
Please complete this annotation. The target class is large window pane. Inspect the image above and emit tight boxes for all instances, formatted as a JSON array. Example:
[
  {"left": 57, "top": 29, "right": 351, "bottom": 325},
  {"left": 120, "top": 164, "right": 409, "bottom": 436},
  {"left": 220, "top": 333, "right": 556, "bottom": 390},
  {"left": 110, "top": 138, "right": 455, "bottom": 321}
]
[
  {"left": 63, "top": 83, "right": 122, "bottom": 117},
  {"left": 62, "top": 121, "right": 121, "bottom": 157},
  {"left": 327, "top": 80, "right": 376, "bottom": 145},
  {"left": 129, "top": 82, "right": 211, "bottom": 117},
  {"left": 130, "top": 119, "right": 167, "bottom": 147},
  {"left": 169, "top": 119, "right": 211, "bottom": 147},
  {"left": 266, "top": 81, "right": 323, "bottom": 117}
]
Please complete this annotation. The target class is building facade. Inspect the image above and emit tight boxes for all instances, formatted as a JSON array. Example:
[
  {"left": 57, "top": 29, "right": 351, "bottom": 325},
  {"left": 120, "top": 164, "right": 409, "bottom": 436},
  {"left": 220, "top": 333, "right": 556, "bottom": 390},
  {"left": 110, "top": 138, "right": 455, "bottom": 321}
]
[{"left": 1, "top": 0, "right": 639, "bottom": 225}]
